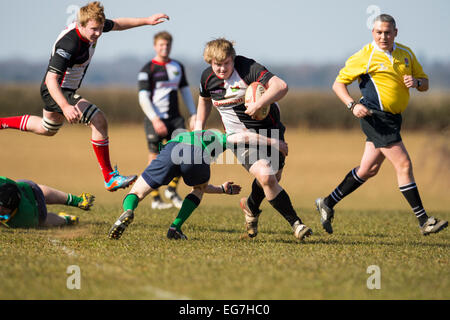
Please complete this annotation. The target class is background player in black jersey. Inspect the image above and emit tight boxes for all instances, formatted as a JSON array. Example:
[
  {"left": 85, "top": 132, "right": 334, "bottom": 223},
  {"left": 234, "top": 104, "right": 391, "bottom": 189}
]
[
  {"left": 0, "top": 2, "right": 168, "bottom": 192},
  {"left": 138, "top": 31, "right": 197, "bottom": 209},
  {"left": 194, "top": 38, "right": 312, "bottom": 241}
]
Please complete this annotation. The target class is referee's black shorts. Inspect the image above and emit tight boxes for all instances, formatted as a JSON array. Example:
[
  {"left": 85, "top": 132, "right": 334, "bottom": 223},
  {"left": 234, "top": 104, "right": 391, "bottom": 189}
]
[{"left": 360, "top": 109, "right": 402, "bottom": 148}]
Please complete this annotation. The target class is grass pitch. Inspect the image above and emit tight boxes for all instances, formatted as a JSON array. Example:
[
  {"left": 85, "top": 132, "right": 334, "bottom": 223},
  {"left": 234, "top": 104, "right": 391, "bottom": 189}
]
[{"left": 0, "top": 126, "right": 449, "bottom": 299}]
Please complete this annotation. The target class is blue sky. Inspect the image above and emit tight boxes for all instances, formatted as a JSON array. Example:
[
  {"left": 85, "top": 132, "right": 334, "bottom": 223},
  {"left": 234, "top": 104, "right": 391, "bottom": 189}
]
[{"left": 1, "top": 0, "right": 449, "bottom": 64}]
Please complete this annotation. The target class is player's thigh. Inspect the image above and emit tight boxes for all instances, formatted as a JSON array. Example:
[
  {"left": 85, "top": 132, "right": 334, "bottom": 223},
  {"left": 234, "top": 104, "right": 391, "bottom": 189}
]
[
  {"left": 42, "top": 109, "right": 65, "bottom": 123},
  {"left": 144, "top": 118, "right": 162, "bottom": 154},
  {"left": 166, "top": 116, "right": 187, "bottom": 140},
  {"left": 359, "top": 142, "right": 385, "bottom": 176},
  {"left": 380, "top": 141, "right": 412, "bottom": 170}
]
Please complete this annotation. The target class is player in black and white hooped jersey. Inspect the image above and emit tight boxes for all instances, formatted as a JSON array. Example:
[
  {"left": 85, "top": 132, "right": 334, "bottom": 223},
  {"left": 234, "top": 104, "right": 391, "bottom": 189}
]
[
  {"left": 0, "top": 2, "right": 169, "bottom": 192},
  {"left": 195, "top": 38, "right": 312, "bottom": 241},
  {"left": 138, "top": 31, "right": 197, "bottom": 209}
]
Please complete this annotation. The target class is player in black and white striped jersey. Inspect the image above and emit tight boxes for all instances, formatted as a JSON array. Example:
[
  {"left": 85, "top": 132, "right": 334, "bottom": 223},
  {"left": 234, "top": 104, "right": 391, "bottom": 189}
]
[
  {"left": 195, "top": 38, "right": 312, "bottom": 241},
  {"left": 0, "top": 2, "right": 168, "bottom": 192},
  {"left": 138, "top": 31, "right": 197, "bottom": 209}
]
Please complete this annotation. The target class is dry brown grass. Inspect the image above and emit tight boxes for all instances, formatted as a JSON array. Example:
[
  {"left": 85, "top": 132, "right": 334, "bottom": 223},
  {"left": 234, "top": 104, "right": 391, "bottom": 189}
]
[{"left": 1, "top": 125, "right": 448, "bottom": 212}]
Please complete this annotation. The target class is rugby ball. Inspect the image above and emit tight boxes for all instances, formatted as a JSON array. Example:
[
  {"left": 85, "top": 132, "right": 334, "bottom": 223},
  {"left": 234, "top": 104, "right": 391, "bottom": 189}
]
[{"left": 244, "top": 82, "right": 270, "bottom": 120}]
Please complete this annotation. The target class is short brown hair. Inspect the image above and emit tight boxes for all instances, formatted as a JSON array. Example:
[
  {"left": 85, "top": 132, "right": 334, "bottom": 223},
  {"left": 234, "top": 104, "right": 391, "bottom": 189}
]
[
  {"left": 78, "top": 1, "right": 106, "bottom": 27},
  {"left": 154, "top": 31, "right": 173, "bottom": 44},
  {"left": 203, "top": 38, "right": 236, "bottom": 64}
]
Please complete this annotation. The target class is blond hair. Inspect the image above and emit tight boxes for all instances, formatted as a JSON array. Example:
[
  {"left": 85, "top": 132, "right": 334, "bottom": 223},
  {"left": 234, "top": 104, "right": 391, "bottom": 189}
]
[
  {"left": 203, "top": 38, "right": 236, "bottom": 64},
  {"left": 154, "top": 31, "right": 173, "bottom": 44},
  {"left": 78, "top": 1, "right": 106, "bottom": 27}
]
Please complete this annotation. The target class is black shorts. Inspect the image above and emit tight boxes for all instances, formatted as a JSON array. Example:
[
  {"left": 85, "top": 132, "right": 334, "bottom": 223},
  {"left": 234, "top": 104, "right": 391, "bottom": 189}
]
[
  {"left": 40, "top": 87, "right": 83, "bottom": 113},
  {"left": 144, "top": 116, "right": 186, "bottom": 153},
  {"left": 231, "top": 124, "right": 286, "bottom": 172},
  {"left": 360, "top": 109, "right": 402, "bottom": 148},
  {"left": 142, "top": 142, "right": 210, "bottom": 188},
  {"left": 16, "top": 179, "right": 47, "bottom": 226}
]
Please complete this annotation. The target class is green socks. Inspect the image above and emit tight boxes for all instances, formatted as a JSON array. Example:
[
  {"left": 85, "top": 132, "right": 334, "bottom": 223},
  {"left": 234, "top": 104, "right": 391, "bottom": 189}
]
[
  {"left": 66, "top": 194, "right": 82, "bottom": 207},
  {"left": 171, "top": 194, "right": 201, "bottom": 231},
  {"left": 123, "top": 194, "right": 140, "bottom": 212}
]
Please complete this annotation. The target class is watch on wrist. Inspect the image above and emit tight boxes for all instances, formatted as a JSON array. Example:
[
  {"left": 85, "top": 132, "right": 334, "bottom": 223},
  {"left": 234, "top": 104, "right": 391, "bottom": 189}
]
[
  {"left": 347, "top": 101, "right": 356, "bottom": 111},
  {"left": 417, "top": 79, "right": 422, "bottom": 88}
]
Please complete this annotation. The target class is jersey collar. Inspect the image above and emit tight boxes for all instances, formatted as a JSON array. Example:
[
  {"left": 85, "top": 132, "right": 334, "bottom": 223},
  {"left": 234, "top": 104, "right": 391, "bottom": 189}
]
[
  {"left": 75, "top": 25, "right": 90, "bottom": 43},
  {"left": 152, "top": 59, "right": 171, "bottom": 66}
]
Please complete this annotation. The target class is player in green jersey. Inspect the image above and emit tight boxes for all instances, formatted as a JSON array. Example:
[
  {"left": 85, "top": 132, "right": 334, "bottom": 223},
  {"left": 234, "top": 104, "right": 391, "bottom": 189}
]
[
  {"left": 108, "top": 129, "right": 310, "bottom": 241},
  {"left": 0, "top": 176, "right": 94, "bottom": 228}
]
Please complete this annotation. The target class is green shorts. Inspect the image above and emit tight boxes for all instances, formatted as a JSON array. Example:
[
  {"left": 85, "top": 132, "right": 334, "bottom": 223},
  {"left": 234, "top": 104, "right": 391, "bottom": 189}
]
[{"left": 360, "top": 109, "right": 402, "bottom": 148}]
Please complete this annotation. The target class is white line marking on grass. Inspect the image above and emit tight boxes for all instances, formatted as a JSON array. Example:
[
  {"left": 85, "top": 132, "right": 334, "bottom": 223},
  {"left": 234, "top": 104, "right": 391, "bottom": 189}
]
[
  {"left": 143, "top": 285, "right": 191, "bottom": 300},
  {"left": 49, "top": 239, "right": 78, "bottom": 257}
]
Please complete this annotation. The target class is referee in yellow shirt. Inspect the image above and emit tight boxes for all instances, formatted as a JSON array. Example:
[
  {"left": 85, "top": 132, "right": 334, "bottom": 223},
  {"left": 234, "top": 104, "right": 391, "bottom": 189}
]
[{"left": 315, "top": 14, "right": 447, "bottom": 236}]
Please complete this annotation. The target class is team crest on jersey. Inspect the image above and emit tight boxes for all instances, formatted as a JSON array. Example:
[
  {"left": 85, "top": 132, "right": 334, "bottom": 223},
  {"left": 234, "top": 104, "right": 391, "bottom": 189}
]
[
  {"left": 404, "top": 58, "right": 409, "bottom": 67},
  {"left": 230, "top": 85, "right": 241, "bottom": 92},
  {"left": 173, "top": 71, "right": 179, "bottom": 76},
  {"left": 379, "top": 63, "right": 387, "bottom": 71}
]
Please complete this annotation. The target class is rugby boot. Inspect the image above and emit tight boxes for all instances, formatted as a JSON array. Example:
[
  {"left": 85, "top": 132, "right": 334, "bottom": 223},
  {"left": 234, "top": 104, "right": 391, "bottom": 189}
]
[
  {"left": 58, "top": 212, "right": 79, "bottom": 226},
  {"left": 167, "top": 226, "right": 188, "bottom": 240},
  {"left": 108, "top": 209, "right": 134, "bottom": 239},
  {"left": 105, "top": 166, "right": 137, "bottom": 192},
  {"left": 292, "top": 220, "right": 313, "bottom": 240},
  {"left": 420, "top": 216, "right": 448, "bottom": 236},
  {"left": 315, "top": 197, "right": 335, "bottom": 234},
  {"left": 240, "top": 197, "right": 261, "bottom": 238},
  {"left": 77, "top": 193, "right": 95, "bottom": 210},
  {"left": 164, "top": 189, "right": 183, "bottom": 209}
]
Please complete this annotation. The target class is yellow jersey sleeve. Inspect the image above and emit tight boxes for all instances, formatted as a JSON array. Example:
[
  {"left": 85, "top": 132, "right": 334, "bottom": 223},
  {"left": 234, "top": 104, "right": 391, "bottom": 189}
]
[
  {"left": 410, "top": 50, "right": 428, "bottom": 80},
  {"left": 336, "top": 46, "right": 369, "bottom": 84}
]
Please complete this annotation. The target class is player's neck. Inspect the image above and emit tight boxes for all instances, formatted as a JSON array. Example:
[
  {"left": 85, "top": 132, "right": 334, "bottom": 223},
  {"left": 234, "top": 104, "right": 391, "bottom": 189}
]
[{"left": 153, "top": 56, "right": 170, "bottom": 64}]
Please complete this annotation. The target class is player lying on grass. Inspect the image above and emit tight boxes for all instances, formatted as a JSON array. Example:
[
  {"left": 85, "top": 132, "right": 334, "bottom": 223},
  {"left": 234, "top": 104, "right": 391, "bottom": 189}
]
[
  {"left": 108, "top": 129, "right": 294, "bottom": 240},
  {"left": 0, "top": 176, "right": 94, "bottom": 228}
]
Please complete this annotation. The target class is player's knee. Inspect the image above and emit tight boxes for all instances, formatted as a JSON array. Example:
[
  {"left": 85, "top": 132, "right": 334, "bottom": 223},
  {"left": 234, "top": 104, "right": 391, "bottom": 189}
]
[
  {"left": 80, "top": 104, "right": 105, "bottom": 128},
  {"left": 256, "top": 172, "right": 277, "bottom": 188},
  {"left": 366, "top": 164, "right": 381, "bottom": 178},
  {"left": 397, "top": 158, "right": 413, "bottom": 175},
  {"left": 41, "top": 116, "right": 63, "bottom": 136}
]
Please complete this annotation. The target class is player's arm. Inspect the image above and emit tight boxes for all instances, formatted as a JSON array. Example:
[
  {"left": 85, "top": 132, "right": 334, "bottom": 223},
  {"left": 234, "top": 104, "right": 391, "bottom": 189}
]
[
  {"left": 138, "top": 90, "right": 168, "bottom": 137},
  {"left": 194, "top": 96, "right": 212, "bottom": 130},
  {"left": 180, "top": 86, "right": 197, "bottom": 131},
  {"left": 332, "top": 81, "right": 372, "bottom": 118},
  {"left": 244, "top": 76, "right": 288, "bottom": 118},
  {"left": 403, "top": 76, "right": 429, "bottom": 92},
  {"left": 111, "top": 13, "right": 169, "bottom": 31},
  {"left": 227, "top": 131, "right": 288, "bottom": 156},
  {"left": 203, "top": 181, "right": 241, "bottom": 195},
  {"left": 45, "top": 71, "right": 81, "bottom": 124}
]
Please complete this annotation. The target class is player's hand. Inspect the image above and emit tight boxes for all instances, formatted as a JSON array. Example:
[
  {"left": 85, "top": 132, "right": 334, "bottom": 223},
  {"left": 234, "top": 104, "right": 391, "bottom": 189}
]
[
  {"left": 189, "top": 115, "right": 197, "bottom": 131},
  {"left": 146, "top": 13, "right": 169, "bottom": 25},
  {"left": 244, "top": 101, "right": 260, "bottom": 120},
  {"left": 403, "top": 75, "right": 418, "bottom": 88},
  {"left": 352, "top": 103, "right": 373, "bottom": 118},
  {"left": 62, "top": 105, "right": 82, "bottom": 124},
  {"left": 278, "top": 140, "right": 289, "bottom": 157},
  {"left": 152, "top": 117, "right": 168, "bottom": 137},
  {"left": 222, "top": 181, "right": 241, "bottom": 195}
]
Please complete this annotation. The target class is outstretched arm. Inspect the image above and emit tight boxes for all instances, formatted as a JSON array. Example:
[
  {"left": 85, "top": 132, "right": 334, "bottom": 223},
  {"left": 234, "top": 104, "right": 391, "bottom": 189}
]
[
  {"left": 112, "top": 13, "right": 169, "bottom": 31},
  {"left": 204, "top": 181, "right": 241, "bottom": 195}
]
